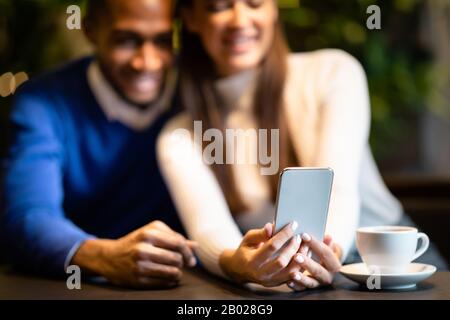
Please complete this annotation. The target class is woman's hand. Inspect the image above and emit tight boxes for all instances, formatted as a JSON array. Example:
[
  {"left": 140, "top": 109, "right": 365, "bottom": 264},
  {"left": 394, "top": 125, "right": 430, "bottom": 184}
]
[
  {"left": 219, "top": 222, "right": 304, "bottom": 287},
  {"left": 287, "top": 234, "right": 342, "bottom": 291}
]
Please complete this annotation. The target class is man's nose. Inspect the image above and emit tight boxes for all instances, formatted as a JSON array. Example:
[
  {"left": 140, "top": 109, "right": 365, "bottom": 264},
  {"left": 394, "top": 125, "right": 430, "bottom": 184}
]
[
  {"left": 229, "top": 1, "right": 251, "bottom": 28},
  {"left": 131, "top": 42, "right": 163, "bottom": 72}
]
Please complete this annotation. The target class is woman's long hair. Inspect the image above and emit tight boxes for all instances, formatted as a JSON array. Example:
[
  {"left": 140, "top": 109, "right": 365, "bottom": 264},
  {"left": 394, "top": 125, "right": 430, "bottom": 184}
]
[{"left": 178, "top": 2, "right": 298, "bottom": 214}]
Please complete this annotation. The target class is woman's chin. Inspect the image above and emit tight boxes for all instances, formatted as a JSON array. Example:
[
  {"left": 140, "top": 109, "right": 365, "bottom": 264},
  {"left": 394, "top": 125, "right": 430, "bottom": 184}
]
[{"left": 220, "top": 55, "right": 262, "bottom": 76}]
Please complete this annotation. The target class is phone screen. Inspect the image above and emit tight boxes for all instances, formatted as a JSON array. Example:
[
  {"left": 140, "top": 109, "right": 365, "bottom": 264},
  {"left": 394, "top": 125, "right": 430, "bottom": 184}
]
[{"left": 273, "top": 167, "right": 333, "bottom": 241}]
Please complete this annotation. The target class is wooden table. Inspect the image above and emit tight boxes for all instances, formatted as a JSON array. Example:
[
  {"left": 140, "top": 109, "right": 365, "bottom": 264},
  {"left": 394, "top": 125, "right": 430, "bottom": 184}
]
[{"left": 0, "top": 268, "right": 449, "bottom": 300}]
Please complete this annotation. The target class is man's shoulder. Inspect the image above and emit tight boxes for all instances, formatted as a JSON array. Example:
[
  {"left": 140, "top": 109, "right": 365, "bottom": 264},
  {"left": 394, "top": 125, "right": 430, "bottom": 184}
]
[
  {"left": 8, "top": 56, "right": 95, "bottom": 130},
  {"left": 15, "top": 56, "right": 93, "bottom": 100}
]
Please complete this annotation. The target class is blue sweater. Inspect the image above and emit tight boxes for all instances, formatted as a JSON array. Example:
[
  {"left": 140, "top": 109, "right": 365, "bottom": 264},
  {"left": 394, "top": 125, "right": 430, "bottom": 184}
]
[{"left": 1, "top": 57, "right": 183, "bottom": 276}]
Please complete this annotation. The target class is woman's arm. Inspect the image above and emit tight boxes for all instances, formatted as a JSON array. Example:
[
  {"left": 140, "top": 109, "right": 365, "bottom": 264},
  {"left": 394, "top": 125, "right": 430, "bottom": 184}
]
[{"left": 290, "top": 50, "right": 371, "bottom": 261}]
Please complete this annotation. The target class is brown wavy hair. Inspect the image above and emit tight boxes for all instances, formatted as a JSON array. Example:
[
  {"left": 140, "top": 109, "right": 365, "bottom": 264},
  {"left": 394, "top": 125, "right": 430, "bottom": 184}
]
[{"left": 178, "top": 1, "right": 298, "bottom": 214}]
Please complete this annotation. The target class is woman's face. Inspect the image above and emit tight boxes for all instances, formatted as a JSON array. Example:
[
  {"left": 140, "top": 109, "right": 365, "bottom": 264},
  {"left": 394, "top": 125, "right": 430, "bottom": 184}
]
[{"left": 183, "top": 0, "right": 278, "bottom": 76}]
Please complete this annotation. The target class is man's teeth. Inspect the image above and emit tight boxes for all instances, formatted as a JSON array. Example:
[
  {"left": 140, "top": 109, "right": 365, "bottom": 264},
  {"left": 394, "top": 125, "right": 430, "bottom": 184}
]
[{"left": 132, "top": 77, "right": 158, "bottom": 91}]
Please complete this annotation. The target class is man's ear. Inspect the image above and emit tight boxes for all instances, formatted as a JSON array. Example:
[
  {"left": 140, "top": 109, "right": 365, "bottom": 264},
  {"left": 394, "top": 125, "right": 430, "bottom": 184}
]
[{"left": 181, "top": 8, "right": 199, "bottom": 33}]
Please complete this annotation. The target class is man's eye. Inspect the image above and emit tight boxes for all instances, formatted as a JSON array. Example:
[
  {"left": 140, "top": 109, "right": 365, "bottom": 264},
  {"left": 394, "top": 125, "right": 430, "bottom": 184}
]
[
  {"left": 154, "top": 34, "right": 173, "bottom": 50},
  {"left": 206, "top": 0, "right": 232, "bottom": 12},
  {"left": 205, "top": 0, "right": 265, "bottom": 13},
  {"left": 246, "top": 0, "right": 264, "bottom": 9},
  {"left": 114, "top": 36, "right": 140, "bottom": 49}
]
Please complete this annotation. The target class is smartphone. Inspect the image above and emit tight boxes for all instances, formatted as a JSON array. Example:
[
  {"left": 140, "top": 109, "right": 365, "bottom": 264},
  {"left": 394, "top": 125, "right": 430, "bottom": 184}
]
[{"left": 273, "top": 167, "right": 334, "bottom": 242}]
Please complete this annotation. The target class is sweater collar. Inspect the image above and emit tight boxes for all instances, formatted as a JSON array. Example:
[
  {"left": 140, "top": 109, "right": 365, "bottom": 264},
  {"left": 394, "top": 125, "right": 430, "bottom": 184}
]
[
  {"left": 87, "top": 60, "right": 175, "bottom": 131},
  {"left": 213, "top": 68, "right": 259, "bottom": 112}
]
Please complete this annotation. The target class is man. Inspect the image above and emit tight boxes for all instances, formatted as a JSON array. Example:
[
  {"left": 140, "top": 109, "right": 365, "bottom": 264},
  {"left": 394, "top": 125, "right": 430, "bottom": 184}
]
[{"left": 1, "top": 0, "right": 196, "bottom": 288}]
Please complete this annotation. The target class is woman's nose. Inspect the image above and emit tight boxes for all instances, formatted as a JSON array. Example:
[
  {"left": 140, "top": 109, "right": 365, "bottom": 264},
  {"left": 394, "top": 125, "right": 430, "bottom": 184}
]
[{"left": 229, "top": 1, "right": 251, "bottom": 28}]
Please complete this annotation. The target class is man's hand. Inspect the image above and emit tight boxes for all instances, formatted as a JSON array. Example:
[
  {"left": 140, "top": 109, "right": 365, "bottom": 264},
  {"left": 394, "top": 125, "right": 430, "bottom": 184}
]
[{"left": 72, "top": 220, "right": 197, "bottom": 288}]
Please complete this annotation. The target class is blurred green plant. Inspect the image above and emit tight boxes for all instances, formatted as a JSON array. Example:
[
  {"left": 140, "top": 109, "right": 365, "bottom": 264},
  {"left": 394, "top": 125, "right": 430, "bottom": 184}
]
[
  {"left": 280, "top": 0, "right": 433, "bottom": 159},
  {"left": 279, "top": 0, "right": 300, "bottom": 8},
  {"left": 0, "top": 0, "right": 87, "bottom": 157}
]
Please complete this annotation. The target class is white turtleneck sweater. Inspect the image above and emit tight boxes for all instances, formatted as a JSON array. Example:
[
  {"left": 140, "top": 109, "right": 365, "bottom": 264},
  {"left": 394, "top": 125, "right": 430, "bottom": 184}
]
[{"left": 157, "top": 49, "right": 403, "bottom": 277}]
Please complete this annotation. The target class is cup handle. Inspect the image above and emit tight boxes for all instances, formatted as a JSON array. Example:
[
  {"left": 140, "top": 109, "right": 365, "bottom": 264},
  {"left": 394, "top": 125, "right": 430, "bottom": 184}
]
[{"left": 412, "top": 232, "right": 430, "bottom": 261}]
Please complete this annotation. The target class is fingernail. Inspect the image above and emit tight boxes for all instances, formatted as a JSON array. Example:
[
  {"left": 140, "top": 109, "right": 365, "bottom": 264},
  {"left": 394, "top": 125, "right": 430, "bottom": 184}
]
[
  {"left": 295, "top": 234, "right": 301, "bottom": 244},
  {"left": 291, "top": 221, "right": 298, "bottom": 231},
  {"left": 288, "top": 281, "right": 295, "bottom": 288},
  {"left": 295, "top": 254, "right": 305, "bottom": 264},
  {"left": 189, "top": 257, "right": 197, "bottom": 267},
  {"left": 264, "top": 223, "right": 271, "bottom": 237},
  {"left": 293, "top": 273, "right": 302, "bottom": 281},
  {"left": 302, "top": 233, "right": 311, "bottom": 242}
]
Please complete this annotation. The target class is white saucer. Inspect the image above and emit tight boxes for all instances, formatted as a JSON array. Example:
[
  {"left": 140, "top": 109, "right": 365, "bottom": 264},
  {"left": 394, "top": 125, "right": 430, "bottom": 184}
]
[{"left": 339, "top": 263, "right": 436, "bottom": 290}]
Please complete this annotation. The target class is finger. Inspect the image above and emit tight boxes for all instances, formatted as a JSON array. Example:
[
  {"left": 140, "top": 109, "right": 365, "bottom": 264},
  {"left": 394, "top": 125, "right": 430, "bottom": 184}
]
[
  {"left": 287, "top": 280, "right": 306, "bottom": 292},
  {"left": 270, "top": 247, "right": 306, "bottom": 282},
  {"left": 256, "top": 221, "right": 298, "bottom": 263},
  {"left": 148, "top": 220, "right": 173, "bottom": 232},
  {"left": 147, "top": 221, "right": 189, "bottom": 243},
  {"left": 145, "top": 221, "right": 197, "bottom": 252},
  {"left": 260, "top": 234, "right": 302, "bottom": 277},
  {"left": 136, "top": 243, "right": 184, "bottom": 268},
  {"left": 242, "top": 223, "right": 272, "bottom": 246},
  {"left": 323, "top": 234, "right": 333, "bottom": 246},
  {"left": 301, "top": 233, "right": 341, "bottom": 273},
  {"left": 294, "top": 253, "right": 333, "bottom": 285},
  {"left": 135, "top": 260, "right": 183, "bottom": 281},
  {"left": 143, "top": 229, "right": 197, "bottom": 267},
  {"left": 323, "top": 235, "right": 338, "bottom": 255},
  {"left": 301, "top": 244, "right": 309, "bottom": 255},
  {"left": 298, "top": 242, "right": 308, "bottom": 255},
  {"left": 265, "top": 223, "right": 274, "bottom": 237},
  {"left": 324, "top": 235, "right": 342, "bottom": 260},
  {"left": 289, "top": 272, "right": 320, "bottom": 289},
  {"left": 187, "top": 240, "right": 199, "bottom": 249},
  {"left": 250, "top": 234, "right": 301, "bottom": 287}
]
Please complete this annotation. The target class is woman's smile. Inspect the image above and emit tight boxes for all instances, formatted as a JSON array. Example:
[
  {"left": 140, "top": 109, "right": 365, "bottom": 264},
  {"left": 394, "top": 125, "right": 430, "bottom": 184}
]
[{"left": 222, "top": 31, "right": 260, "bottom": 55}]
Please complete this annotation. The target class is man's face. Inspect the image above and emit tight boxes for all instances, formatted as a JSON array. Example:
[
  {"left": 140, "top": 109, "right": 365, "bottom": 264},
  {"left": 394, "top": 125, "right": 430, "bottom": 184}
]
[{"left": 85, "top": 0, "right": 173, "bottom": 106}]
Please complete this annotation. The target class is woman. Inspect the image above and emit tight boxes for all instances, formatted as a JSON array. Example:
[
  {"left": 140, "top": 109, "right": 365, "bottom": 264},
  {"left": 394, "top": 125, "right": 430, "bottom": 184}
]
[{"left": 157, "top": 0, "right": 443, "bottom": 290}]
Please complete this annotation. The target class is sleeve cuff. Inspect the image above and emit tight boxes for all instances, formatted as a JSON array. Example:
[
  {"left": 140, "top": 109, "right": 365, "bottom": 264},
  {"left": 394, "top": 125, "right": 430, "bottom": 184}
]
[{"left": 63, "top": 236, "right": 97, "bottom": 272}]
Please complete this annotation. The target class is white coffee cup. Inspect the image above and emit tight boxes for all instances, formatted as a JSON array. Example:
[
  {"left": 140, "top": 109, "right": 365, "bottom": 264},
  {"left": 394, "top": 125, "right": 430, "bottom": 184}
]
[{"left": 356, "top": 226, "right": 429, "bottom": 274}]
